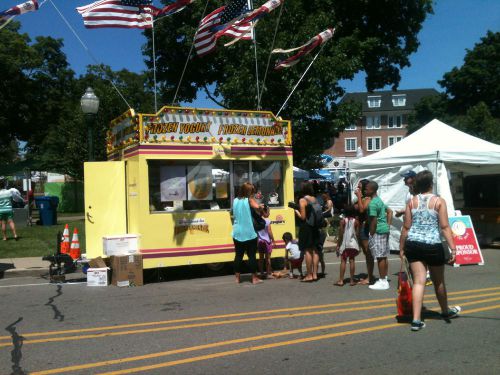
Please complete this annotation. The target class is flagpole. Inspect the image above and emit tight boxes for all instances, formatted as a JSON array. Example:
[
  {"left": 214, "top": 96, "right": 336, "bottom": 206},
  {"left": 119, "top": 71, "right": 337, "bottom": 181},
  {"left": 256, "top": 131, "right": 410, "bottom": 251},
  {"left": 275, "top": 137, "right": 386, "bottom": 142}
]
[
  {"left": 257, "top": 0, "right": 284, "bottom": 109},
  {"left": 250, "top": 0, "right": 260, "bottom": 109},
  {"left": 152, "top": 18, "right": 158, "bottom": 113},
  {"left": 276, "top": 44, "right": 325, "bottom": 118}
]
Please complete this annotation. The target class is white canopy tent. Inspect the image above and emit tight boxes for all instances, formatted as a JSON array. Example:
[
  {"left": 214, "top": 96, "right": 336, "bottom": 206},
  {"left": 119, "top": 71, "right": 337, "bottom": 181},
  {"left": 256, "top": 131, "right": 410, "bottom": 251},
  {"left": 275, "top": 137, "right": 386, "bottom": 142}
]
[{"left": 349, "top": 119, "right": 500, "bottom": 249}]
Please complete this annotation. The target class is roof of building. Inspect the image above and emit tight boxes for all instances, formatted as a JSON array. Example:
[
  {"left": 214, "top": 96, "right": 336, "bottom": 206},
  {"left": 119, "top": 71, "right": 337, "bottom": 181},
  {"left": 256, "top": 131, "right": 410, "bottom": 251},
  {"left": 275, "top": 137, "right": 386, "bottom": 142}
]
[{"left": 340, "top": 88, "right": 439, "bottom": 112}]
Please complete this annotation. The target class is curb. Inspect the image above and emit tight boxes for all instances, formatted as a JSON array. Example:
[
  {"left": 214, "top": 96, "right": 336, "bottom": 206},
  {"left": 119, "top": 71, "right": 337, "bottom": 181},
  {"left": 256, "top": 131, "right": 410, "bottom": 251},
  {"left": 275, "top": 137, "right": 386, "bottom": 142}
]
[{"left": 1, "top": 268, "right": 49, "bottom": 279}]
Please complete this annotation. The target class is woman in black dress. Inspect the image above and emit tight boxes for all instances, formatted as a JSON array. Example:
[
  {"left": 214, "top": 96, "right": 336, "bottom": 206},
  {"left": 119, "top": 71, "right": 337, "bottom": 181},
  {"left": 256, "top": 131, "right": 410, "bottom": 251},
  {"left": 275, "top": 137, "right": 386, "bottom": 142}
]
[{"left": 294, "top": 182, "right": 321, "bottom": 282}]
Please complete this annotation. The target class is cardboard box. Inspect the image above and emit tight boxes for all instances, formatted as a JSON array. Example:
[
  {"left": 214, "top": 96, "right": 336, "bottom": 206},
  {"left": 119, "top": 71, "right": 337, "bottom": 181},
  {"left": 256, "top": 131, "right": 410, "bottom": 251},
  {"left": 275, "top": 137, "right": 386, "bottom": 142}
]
[
  {"left": 87, "top": 268, "right": 110, "bottom": 287},
  {"left": 110, "top": 254, "right": 143, "bottom": 287},
  {"left": 89, "top": 256, "right": 107, "bottom": 269},
  {"left": 103, "top": 234, "right": 140, "bottom": 256}
]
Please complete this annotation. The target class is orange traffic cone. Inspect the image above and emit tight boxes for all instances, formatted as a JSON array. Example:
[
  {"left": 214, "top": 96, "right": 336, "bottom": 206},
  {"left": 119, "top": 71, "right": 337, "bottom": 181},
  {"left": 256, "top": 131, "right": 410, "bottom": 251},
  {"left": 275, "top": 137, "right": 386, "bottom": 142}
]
[
  {"left": 60, "top": 224, "right": 70, "bottom": 254},
  {"left": 69, "top": 228, "right": 81, "bottom": 260}
]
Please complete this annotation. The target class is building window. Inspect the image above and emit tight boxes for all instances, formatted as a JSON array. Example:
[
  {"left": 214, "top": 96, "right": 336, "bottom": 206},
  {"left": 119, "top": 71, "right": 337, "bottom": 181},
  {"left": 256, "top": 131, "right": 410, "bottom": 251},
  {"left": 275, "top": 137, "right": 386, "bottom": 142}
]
[
  {"left": 392, "top": 95, "right": 406, "bottom": 107},
  {"left": 388, "top": 136, "right": 403, "bottom": 146},
  {"left": 388, "top": 115, "right": 403, "bottom": 128},
  {"left": 366, "top": 116, "right": 381, "bottom": 129},
  {"left": 345, "top": 123, "right": 357, "bottom": 131},
  {"left": 367, "top": 96, "right": 381, "bottom": 108},
  {"left": 345, "top": 138, "right": 357, "bottom": 152},
  {"left": 366, "top": 137, "right": 381, "bottom": 151}
]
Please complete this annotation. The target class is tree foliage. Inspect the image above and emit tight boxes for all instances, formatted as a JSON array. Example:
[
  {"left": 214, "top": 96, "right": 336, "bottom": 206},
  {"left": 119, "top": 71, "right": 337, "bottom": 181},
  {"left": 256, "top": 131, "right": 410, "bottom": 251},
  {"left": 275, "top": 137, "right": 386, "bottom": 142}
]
[
  {"left": 410, "top": 31, "right": 500, "bottom": 144},
  {"left": 146, "top": 0, "right": 433, "bottom": 166},
  {"left": 0, "top": 21, "right": 154, "bottom": 179}
]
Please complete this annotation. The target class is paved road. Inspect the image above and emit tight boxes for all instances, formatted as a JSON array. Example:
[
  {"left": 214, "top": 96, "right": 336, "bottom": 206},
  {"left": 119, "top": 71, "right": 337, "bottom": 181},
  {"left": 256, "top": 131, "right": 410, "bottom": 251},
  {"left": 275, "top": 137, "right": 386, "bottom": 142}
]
[{"left": 0, "top": 250, "right": 499, "bottom": 375}]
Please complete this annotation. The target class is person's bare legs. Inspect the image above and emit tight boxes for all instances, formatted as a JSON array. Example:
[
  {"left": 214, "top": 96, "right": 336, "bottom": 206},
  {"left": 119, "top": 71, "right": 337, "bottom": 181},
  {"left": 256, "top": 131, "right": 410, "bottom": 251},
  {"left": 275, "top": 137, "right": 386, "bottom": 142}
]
[
  {"left": 1, "top": 220, "right": 6, "bottom": 240},
  {"left": 429, "top": 265, "right": 449, "bottom": 314},
  {"left": 335, "top": 258, "right": 346, "bottom": 286},
  {"left": 378, "top": 257, "right": 388, "bottom": 279},
  {"left": 265, "top": 253, "right": 274, "bottom": 278},
  {"left": 410, "top": 261, "right": 427, "bottom": 322},
  {"left": 8, "top": 220, "right": 17, "bottom": 239},
  {"left": 258, "top": 252, "right": 264, "bottom": 276},
  {"left": 302, "top": 250, "right": 314, "bottom": 281},
  {"left": 312, "top": 251, "right": 319, "bottom": 280},
  {"left": 360, "top": 239, "right": 374, "bottom": 284},
  {"left": 349, "top": 257, "right": 356, "bottom": 285}
]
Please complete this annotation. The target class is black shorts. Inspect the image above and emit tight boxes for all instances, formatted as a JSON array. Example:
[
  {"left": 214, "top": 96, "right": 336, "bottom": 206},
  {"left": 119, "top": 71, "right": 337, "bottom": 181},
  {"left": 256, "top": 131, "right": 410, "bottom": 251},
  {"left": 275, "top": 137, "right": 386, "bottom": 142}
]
[{"left": 405, "top": 241, "right": 446, "bottom": 267}]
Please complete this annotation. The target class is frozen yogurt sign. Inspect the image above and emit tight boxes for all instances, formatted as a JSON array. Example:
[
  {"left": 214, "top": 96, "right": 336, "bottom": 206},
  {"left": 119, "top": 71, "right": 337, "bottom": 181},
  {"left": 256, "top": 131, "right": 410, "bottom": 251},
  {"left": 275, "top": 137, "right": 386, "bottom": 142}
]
[{"left": 141, "top": 107, "right": 290, "bottom": 145}]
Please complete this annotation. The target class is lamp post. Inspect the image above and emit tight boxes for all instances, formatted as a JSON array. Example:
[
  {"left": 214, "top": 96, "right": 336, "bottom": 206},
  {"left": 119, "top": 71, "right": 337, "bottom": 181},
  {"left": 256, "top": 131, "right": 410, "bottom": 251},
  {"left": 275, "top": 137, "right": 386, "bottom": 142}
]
[{"left": 80, "top": 87, "right": 100, "bottom": 161}]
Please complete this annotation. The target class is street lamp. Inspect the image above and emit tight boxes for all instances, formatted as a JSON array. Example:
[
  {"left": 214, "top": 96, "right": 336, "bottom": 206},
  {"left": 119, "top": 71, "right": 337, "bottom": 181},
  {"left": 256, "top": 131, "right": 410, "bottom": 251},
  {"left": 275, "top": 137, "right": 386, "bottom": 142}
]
[{"left": 80, "top": 87, "right": 100, "bottom": 161}]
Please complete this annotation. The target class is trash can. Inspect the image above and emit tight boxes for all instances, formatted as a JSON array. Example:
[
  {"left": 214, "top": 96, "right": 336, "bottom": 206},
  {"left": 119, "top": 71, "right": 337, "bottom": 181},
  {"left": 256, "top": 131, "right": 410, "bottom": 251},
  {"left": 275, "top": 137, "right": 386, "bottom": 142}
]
[{"left": 35, "top": 196, "right": 59, "bottom": 226}]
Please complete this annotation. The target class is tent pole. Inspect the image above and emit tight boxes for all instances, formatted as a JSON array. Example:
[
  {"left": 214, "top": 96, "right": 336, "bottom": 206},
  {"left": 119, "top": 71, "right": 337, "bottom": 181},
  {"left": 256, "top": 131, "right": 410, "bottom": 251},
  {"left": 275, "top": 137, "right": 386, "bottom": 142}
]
[{"left": 435, "top": 151, "right": 440, "bottom": 195}]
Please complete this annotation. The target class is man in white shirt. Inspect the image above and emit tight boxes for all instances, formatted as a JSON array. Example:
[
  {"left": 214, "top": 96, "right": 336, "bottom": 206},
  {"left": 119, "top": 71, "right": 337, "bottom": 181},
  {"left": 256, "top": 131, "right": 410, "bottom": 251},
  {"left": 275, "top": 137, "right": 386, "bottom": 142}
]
[{"left": 0, "top": 180, "right": 24, "bottom": 241}]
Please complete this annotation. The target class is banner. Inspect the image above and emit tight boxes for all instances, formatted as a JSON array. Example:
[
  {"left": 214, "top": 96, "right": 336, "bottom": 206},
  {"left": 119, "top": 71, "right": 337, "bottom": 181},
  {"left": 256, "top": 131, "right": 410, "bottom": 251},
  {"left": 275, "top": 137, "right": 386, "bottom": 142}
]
[{"left": 449, "top": 215, "right": 484, "bottom": 266}]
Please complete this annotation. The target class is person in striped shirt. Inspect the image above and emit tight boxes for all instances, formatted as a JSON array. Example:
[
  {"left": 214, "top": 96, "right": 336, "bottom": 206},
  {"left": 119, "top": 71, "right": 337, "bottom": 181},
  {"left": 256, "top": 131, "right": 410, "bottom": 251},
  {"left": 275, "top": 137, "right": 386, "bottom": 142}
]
[{"left": 0, "top": 179, "right": 23, "bottom": 241}]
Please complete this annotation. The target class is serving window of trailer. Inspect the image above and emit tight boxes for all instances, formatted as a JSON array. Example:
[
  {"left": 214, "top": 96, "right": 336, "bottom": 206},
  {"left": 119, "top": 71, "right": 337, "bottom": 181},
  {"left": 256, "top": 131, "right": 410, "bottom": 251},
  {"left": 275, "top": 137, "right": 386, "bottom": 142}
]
[{"left": 148, "top": 160, "right": 285, "bottom": 212}]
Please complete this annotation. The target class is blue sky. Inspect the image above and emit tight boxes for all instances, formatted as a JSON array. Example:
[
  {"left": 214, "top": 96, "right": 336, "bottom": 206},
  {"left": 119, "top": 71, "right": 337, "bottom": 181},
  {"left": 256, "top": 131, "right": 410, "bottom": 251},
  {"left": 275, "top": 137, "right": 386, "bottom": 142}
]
[{"left": 9, "top": 0, "right": 500, "bottom": 108}]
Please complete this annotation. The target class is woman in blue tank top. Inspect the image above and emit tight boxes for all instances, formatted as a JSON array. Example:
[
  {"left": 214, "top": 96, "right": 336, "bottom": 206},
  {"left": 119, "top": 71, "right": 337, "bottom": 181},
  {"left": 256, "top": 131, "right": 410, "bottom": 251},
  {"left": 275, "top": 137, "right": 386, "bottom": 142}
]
[
  {"left": 399, "top": 171, "right": 461, "bottom": 331},
  {"left": 232, "top": 182, "right": 263, "bottom": 284}
]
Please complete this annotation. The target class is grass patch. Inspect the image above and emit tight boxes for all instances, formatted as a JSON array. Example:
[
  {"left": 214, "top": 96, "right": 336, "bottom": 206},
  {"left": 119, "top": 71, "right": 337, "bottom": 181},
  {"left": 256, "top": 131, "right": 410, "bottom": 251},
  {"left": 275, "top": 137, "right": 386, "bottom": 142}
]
[{"left": 0, "top": 220, "right": 86, "bottom": 258}]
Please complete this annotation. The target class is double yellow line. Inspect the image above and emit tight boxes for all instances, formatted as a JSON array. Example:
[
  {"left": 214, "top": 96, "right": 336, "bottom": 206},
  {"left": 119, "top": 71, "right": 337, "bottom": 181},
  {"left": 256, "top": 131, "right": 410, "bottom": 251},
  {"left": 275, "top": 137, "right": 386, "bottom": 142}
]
[{"left": 23, "top": 286, "right": 500, "bottom": 375}]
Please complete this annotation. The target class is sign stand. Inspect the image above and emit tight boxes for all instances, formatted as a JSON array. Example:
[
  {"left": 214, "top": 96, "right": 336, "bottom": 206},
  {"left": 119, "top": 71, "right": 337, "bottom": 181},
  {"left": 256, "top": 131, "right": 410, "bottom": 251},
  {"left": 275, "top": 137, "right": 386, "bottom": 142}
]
[{"left": 449, "top": 215, "right": 485, "bottom": 267}]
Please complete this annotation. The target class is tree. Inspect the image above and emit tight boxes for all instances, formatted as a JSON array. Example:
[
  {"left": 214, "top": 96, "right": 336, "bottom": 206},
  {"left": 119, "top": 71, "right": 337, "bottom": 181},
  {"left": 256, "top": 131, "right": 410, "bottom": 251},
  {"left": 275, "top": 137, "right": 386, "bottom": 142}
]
[
  {"left": 145, "top": 0, "right": 433, "bottom": 166},
  {"left": 410, "top": 31, "right": 500, "bottom": 143}
]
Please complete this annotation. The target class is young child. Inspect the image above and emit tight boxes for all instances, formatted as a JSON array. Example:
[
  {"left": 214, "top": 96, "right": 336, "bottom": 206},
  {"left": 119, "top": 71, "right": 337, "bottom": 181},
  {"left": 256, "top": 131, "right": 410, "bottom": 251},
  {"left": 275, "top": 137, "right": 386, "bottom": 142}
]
[
  {"left": 334, "top": 205, "right": 360, "bottom": 286},
  {"left": 282, "top": 232, "right": 303, "bottom": 279},
  {"left": 257, "top": 205, "right": 276, "bottom": 279}
]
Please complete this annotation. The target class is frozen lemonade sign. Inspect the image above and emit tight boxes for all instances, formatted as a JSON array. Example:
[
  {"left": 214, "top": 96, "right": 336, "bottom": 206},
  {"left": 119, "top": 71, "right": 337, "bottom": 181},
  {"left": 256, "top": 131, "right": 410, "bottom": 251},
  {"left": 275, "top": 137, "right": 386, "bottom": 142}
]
[
  {"left": 142, "top": 108, "right": 289, "bottom": 144},
  {"left": 449, "top": 215, "right": 484, "bottom": 266}
]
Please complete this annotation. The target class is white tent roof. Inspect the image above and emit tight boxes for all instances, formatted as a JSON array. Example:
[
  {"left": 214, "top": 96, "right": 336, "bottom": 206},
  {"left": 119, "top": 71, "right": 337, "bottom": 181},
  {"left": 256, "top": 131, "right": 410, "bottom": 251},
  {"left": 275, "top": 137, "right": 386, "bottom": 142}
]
[{"left": 350, "top": 119, "right": 500, "bottom": 172}]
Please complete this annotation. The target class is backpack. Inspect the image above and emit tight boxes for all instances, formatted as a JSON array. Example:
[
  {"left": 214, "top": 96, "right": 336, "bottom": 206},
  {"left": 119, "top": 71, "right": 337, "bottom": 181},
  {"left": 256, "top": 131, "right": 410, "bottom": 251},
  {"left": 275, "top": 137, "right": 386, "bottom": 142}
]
[{"left": 305, "top": 198, "right": 326, "bottom": 229}]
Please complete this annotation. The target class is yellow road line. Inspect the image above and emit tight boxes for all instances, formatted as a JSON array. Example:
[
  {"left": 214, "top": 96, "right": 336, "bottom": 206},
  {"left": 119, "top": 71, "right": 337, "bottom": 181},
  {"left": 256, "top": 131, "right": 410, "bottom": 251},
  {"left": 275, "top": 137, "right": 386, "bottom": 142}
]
[
  {"left": 30, "top": 297, "right": 500, "bottom": 375},
  {"left": 96, "top": 304, "right": 500, "bottom": 375},
  {"left": 6, "top": 293, "right": 500, "bottom": 350},
  {"left": 0, "top": 285, "right": 498, "bottom": 341}
]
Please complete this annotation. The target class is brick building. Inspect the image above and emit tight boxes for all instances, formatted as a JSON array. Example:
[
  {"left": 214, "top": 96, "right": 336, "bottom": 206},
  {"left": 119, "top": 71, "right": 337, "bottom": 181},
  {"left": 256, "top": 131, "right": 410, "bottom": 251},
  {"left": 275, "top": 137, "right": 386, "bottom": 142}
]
[{"left": 324, "top": 88, "right": 438, "bottom": 168}]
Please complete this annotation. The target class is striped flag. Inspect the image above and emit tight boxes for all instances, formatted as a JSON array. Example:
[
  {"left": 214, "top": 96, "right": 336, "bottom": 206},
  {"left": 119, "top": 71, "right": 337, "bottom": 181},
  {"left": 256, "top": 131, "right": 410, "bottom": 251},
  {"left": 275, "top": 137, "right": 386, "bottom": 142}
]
[
  {"left": 194, "top": 0, "right": 251, "bottom": 57},
  {"left": 0, "top": 0, "right": 39, "bottom": 30},
  {"left": 76, "top": 0, "right": 157, "bottom": 29},
  {"left": 273, "top": 28, "right": 335, "bottom": 70},
  {"left": 155, "top": 0, "right": 195, "bottom": 17},
  {"left": 217, "top": 0, "right": 284, "bottom": 46}
]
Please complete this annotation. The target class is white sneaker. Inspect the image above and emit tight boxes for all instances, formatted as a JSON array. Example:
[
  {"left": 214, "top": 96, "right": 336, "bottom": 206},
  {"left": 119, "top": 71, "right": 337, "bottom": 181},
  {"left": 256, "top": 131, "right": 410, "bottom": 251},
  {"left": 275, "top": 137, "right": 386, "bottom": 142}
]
[{"left": 369, "top": 279, "right": 390, "bottom": 290}]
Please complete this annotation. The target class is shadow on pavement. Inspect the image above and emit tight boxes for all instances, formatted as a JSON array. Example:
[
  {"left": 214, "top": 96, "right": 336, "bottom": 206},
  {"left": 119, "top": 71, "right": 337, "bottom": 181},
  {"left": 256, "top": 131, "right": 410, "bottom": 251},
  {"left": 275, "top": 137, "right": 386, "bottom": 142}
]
[{"left": 5, "top": 317, "right": 26, "bottom": 375}]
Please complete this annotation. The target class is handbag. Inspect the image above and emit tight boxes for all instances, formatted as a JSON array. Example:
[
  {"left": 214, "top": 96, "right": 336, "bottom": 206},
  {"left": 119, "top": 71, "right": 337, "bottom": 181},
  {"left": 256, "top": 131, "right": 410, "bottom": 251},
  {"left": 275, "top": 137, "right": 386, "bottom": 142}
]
[
  {"left": 249, "top": 201, "right": 265, "bottom": 232},
  {"left": 396, "top": 259, "right": 413, "bottom": 317}
]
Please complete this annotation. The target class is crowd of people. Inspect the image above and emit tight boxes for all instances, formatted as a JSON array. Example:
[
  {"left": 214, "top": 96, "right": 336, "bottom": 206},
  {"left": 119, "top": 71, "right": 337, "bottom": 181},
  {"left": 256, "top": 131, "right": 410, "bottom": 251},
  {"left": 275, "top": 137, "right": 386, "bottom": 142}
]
[{"left": 231, "top": 170, "right": 461, "bottom": 331}]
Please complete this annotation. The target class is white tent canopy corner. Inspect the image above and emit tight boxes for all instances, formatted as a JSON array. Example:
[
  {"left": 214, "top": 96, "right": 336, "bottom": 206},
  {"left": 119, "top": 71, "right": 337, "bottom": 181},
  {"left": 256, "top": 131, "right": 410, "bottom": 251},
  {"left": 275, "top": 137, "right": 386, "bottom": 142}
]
[{"left": 349, "top": 119, "right": 500, "bottom": 249}]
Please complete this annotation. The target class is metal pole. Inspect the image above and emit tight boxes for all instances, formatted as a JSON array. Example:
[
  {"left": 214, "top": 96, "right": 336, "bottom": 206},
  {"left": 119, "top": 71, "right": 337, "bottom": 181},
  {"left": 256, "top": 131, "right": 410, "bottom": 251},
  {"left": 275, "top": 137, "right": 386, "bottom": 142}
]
[
  {"left": 250, "top": 0, "right": 260, "bottom": 109},
  {"left": 152, "top": 19, "right": 158, "bottom": 113},
  {"left": 87, "top": 114, "right": 94, "bottom": 162},
  {"left": 276, "top": 44, "right": 325, "bottom": 118}
]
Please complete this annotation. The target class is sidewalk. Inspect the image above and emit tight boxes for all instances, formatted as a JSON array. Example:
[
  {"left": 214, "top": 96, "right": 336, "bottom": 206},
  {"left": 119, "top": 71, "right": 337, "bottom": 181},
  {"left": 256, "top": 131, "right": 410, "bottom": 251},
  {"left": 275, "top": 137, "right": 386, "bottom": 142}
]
[{"left": 0, "top": 257, "right": 50, "bottom": 279}]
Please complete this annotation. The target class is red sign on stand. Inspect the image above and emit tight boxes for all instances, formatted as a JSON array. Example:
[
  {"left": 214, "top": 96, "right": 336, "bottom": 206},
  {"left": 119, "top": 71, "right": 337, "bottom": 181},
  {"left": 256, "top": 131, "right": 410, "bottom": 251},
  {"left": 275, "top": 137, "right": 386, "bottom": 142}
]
[{"left": 449, "top": 215, "right": 485, "bottom": 266}]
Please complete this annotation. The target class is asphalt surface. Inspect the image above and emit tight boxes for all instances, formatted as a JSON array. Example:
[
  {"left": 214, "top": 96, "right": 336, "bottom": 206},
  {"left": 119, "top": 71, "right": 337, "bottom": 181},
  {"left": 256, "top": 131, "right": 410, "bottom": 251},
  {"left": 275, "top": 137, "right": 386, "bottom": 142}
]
[{"left": 0, "top": 250, "right": 499, "bottom": 375}]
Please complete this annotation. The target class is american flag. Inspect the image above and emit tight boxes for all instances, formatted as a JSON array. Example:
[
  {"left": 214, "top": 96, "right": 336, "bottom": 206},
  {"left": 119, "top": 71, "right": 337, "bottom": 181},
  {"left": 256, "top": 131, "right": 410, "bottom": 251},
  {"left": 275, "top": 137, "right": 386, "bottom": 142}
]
[
  {"left": 0, "top": 0, "right": 39, "bottom": 30},
  {"left": 156, "top": 0, "right": 195, "bottom": 17},
  {"left": 194, "top": 0, "right": 251, "bottom": 57},
  {"left": 216, "top": 0, "right": 283, "bottom": 46},
  {"left": 76, "top": 0, "right": 156, "bottom": 29},
  {"left": 273, "top": 28, "right": 335, "bottom": 70}
]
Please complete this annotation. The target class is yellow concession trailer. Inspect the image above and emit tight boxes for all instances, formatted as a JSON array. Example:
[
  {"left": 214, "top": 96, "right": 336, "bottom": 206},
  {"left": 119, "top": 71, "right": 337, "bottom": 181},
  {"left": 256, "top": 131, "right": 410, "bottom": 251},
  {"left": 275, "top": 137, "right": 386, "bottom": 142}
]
[{"left": 84, "top": 106, "right": 296, "bottom": 269}]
